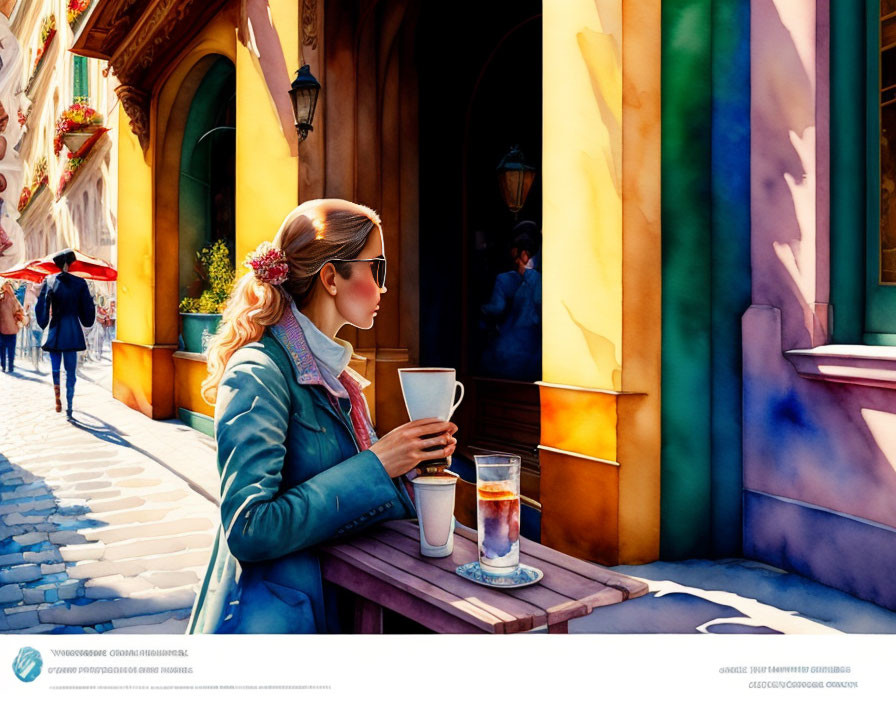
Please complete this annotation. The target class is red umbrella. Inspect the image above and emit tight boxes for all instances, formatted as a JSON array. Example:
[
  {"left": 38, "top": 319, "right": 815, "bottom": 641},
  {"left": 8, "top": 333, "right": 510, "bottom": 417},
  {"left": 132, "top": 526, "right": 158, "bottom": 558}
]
[
  {"left": 0, "top": 249, "right": 117, "bottom": 282},
  {"left": 0, "top": 262, "right": 46, "bottom": 283}
]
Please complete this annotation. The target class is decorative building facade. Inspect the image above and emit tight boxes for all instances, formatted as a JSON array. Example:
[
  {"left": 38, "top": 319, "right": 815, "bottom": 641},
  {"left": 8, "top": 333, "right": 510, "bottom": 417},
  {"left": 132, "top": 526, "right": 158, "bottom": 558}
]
[{"left": 8, "top": 0, "right": 117, "bottom": 269}]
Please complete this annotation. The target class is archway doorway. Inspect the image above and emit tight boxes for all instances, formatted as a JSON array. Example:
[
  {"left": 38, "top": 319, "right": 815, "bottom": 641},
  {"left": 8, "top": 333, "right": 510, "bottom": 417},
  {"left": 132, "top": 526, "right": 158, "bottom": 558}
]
[
  {"left": 178, "top": 56, "right": 236, "bottom": 304},
  {"left": 153, "top": 51, "right": 236, "bottom": 427},
  {"left": 417, "top": 2, "right": 543, "bottom": 502}
]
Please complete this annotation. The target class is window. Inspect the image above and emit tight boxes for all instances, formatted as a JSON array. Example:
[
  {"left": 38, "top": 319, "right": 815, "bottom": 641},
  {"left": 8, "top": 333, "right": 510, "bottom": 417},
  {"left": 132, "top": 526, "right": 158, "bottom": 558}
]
[
  {"left": 870, "top": 1, "right": 896, "bottom": 340},
  {"left": 831, "top": 0, "right": 896, "bottom": 344},
  {"left": 72, "top": 55, "right": 88, "bottom": 102}
]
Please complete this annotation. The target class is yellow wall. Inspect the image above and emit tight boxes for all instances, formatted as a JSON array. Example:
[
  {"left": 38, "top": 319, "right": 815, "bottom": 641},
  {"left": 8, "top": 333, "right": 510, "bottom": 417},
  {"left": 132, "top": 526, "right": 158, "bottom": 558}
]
[
  {"left": 541, "top": 0, "right": 661, "bottom": 564},
  {"left": 115, "top": 5, "right": 299, "bottom": 420},
  {"left": 112, "top": 101, "right": 171, "bottom": 417},
  {"left": 618, "top": 0, "right": 662, "bottom": 564},
  {"left": 235, "top": 0, "right": 300, "bottom": 262},
  {"left": 543, "top": 0, "right": 622, "bottom": 392},
  {"left": 114, "top": 103, "right": 153, "bottom": 346}
]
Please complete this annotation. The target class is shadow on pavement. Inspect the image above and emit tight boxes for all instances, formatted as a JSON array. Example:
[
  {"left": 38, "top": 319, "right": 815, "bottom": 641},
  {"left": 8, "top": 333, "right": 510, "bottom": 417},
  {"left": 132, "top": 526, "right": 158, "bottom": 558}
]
[
  {"left": 3, "top": 369, "right": 50, "bottom": 385},
  {"left": 0, "top": 451, "right": 109, "bottom": 634},
  {"left": 66, "top": 413, "right": 219, "bottom": 506}
]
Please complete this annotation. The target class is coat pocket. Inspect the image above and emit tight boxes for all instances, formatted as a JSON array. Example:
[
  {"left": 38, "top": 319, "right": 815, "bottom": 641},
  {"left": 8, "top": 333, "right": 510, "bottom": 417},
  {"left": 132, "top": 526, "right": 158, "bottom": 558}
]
[
  {"left": 227, "top": 578, "right": 316, "bottom": 633},
  {"left": 288, "top": 412, "right": 342, "bottom": 475},
  {"left": 285, "top": 413, "right": 325, "bottom": 482},
  {"left": 292, "top": 412, "right": 324, "bottom": 432},
  {"left": 262, "top": 578, "right": 313, "bottom": 607}
]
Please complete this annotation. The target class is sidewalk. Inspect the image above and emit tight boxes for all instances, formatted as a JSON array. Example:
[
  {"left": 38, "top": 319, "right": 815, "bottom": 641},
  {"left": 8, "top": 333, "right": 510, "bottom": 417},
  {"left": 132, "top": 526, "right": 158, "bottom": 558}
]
[
  {"left": 0, "top": 357, "right": 219, "bottom": 634},
  {"left": 3, "top": 356, "right": 896, "bottom": 636}
]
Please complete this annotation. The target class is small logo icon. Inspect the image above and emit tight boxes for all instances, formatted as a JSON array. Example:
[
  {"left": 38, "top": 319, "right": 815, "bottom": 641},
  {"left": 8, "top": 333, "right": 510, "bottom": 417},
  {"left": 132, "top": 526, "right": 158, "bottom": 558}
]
[{"left": 12, "top": 647, "right": 43, "bottom": 683}]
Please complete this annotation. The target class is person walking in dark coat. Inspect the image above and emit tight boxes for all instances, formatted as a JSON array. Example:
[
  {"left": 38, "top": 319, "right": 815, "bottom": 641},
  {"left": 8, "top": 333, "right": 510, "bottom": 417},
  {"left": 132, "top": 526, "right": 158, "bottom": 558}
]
[{"left": 35, "top": 249, "right": 96, "bottom": 418}]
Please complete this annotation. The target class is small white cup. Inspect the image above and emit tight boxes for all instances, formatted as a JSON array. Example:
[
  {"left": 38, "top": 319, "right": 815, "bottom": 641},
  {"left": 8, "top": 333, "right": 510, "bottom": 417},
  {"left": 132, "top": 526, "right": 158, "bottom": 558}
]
[{"left": 410, "top": 472, "right": 458, "bottom": 557}]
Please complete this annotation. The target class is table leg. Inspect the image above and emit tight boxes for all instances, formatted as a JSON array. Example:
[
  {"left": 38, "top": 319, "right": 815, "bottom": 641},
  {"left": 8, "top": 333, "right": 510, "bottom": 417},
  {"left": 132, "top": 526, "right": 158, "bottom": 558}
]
[
  {"left": 547, "top": 621, "right": 569, "bottom": 634},
  {"left": 354, "top": 596, "right": 384, "bottom": 634}
]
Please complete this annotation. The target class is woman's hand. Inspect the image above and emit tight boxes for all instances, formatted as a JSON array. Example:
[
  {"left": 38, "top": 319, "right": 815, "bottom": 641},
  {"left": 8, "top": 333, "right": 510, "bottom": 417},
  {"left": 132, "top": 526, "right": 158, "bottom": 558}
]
[{"left": 369, "top": 418, "right": 458, "bottom": 478}]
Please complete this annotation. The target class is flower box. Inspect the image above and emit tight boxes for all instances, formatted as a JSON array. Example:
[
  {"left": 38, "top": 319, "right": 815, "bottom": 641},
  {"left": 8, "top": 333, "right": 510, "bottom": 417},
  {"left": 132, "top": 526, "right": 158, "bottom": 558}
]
[
  {"left": 56, "top": 127, "right": 109, "bottom": 199},
  {"left": 180, "top": 313, "right": 222, "bottom": 354},
  {"left": 54, "top": 101, "right": 104, "bottom": 156},
  {"left": 26, "top": 16, "right": 57, "bottom": 94},
  {"left": 62, "top": 126, "right": 102, "bottom": 153},
  {"left": 68, "top": 0, "right": 92, "bottom": 30},
  {"left": 18, "top": 182, "right": 48, "bottom": 217}
]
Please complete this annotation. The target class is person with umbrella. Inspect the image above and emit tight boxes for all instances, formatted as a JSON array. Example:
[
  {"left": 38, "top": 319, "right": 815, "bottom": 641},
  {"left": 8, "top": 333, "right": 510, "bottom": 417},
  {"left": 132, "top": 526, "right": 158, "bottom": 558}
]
[{"left": 35, "top": 249, "right": 96, "bottom": 418}]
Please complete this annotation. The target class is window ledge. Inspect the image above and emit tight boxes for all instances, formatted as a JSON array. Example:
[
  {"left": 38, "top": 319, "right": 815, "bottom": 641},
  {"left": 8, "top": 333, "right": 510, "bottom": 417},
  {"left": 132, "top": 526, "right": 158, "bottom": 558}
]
[
  {"left": 173, "top": 350, "right": 208, "bottom": 363},
  {"left": 785, "top": 345, "right": 896, "bottom": 390}
]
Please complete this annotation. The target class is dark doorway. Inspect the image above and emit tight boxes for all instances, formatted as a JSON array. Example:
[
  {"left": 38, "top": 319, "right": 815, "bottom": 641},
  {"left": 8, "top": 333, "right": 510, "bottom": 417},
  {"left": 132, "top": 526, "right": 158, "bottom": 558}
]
[{"left": 417, "top": 3, "right": 543, "bottom": 502}]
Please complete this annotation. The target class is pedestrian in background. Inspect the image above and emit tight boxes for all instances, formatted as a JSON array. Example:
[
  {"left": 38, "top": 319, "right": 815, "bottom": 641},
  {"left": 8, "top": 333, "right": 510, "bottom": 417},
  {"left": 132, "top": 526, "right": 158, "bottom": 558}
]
[
  {"left": 479, "top": 223, "right": 543, "bottom": 381},
  {"left": 35, "top": 249, "right": 96, "bottom": 418},
  {"left": 22, "top": 293, "right": 44, "bottom": 372},
  {"left": 95, "top": 293, "right": 115, "bottom": 360},
  {"left": 0, "top": 279, "right": 24, "bottom": 373}
]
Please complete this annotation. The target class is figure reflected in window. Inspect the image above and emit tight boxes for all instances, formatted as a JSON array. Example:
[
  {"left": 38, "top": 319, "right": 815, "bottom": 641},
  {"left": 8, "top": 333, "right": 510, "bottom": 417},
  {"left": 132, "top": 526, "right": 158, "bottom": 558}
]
[{"left": 478, "top": 221, "right": 542, "bottom": 381}]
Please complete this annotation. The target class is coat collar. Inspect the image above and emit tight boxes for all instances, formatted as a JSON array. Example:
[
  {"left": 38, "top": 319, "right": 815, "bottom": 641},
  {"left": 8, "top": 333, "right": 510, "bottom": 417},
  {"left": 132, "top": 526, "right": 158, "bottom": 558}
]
[{"left": 268, "top": 308, "right": 370, "bottom": 397}]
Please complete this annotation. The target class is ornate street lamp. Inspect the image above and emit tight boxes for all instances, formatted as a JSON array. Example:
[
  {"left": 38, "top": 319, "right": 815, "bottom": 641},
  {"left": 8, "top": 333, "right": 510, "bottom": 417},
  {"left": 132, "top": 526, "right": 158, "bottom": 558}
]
[
  {"left": 496, "top": 145, "right": 536, "bottom": 219},
  {"left": 288, "top": 64, "right": 321, "bottom": 141}
]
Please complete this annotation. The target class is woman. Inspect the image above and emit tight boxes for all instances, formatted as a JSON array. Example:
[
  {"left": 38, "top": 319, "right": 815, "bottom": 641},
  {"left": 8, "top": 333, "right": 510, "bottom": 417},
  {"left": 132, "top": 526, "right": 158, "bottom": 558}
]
[
  {"left": 35, "top": 249, "right": 96, "bottom": 417},
  {"left": 187, "top": 199, "right": 458, "bottom": 634},
  {"left": 0, "top": 279, "right": 24, "bottom": 373}
]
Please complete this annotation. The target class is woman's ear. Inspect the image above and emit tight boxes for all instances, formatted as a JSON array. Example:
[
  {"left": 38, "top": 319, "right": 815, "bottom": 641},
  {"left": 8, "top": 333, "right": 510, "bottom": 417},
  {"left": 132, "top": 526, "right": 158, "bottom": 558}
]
[{"left": 319, "top": 262, "right": 338, "bottom": 296}]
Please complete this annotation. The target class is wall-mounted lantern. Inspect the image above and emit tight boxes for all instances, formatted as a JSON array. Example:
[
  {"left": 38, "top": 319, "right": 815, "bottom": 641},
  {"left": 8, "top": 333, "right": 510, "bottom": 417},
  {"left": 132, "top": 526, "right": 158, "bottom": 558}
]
[
  {"left": 288, "top": 64, "right": 321, "bottom": 141},
  {"left": 496, "top": 145, "right": 536, "bottom": 218}
]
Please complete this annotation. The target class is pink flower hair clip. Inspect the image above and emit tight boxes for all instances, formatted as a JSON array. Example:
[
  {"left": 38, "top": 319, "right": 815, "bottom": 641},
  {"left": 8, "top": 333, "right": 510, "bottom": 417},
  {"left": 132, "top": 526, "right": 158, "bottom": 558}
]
[{"left": 245, "top": 242, "right": 289, "bottom": 286}]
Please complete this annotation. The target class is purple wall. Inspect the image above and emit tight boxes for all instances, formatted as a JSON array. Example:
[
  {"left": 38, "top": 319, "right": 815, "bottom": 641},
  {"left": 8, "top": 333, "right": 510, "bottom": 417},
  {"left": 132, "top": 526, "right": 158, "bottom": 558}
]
[{"left": 746, "top": 0, "right": 896, "bottom": 609}]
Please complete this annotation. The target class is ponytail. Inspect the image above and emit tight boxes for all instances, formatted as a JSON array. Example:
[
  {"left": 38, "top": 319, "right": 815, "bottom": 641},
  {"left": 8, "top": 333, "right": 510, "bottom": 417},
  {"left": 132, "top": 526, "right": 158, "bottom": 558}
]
[{"left": 200, "top": 273, "right": 288, "bottom": 404}]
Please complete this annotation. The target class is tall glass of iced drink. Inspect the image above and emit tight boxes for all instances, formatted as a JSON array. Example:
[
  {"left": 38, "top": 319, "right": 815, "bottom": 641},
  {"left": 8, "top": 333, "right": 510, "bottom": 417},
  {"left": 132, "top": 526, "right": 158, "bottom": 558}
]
[{"left": 474, "top": 454, "right": 521, "bottom": 576}]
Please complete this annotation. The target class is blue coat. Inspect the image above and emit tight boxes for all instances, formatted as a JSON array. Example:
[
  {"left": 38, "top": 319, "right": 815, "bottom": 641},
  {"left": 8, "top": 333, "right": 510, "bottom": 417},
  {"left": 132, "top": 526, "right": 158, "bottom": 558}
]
[
  {"left": 187, "top": 331, "right": 415, "bottom": 634},
  {"left": 35, "top": 272, "right": 95, "bottom": 351},
  {"left": 480, "top": 268, "right": 542, "bottom": 380}
]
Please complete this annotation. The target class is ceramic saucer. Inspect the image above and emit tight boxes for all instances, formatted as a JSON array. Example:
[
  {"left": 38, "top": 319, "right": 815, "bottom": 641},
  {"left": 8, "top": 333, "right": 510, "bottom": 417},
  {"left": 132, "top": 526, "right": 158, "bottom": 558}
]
[{"left": 455, "top": 561, "right": 544, "bottom": 589}]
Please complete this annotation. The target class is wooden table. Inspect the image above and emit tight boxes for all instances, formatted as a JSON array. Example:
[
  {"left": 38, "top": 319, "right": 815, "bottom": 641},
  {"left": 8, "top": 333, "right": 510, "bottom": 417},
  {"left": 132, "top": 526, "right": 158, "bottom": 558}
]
[{"left": 318, "top": 519, "right": 648, "bottom": 634}]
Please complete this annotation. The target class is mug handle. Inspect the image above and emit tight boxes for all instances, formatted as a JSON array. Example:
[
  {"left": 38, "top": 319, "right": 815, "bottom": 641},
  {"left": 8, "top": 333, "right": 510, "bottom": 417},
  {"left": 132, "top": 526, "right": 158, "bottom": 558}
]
[{"left": 449, "top": 380, "right": 465, "bottom": 418}]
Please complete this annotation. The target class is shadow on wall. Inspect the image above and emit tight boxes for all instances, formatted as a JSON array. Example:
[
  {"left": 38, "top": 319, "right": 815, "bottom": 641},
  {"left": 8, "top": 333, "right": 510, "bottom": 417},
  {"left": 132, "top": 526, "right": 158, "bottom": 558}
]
[
  {"left": 239, "top": 0, "right": 299, "bottom": 156},
  {"left": 751, "top": 0, "right": 819, "bottom": 352},
  {"left": 744, "top": 2, "right": 896, "bottom": 611},
  {"left": 747, "top": 0, "right": 896, "bottom": 522}
]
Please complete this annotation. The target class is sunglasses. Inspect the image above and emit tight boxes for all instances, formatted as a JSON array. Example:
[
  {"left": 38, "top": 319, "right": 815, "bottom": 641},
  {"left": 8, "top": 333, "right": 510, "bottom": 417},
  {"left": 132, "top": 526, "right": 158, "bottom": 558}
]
[{"left": 327, "top": 256, "right": 387, "bottom": 288}]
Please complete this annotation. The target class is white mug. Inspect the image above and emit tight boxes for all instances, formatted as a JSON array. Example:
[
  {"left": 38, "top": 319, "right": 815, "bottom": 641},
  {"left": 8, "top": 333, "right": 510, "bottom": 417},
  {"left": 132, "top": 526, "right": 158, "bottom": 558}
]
[{"left": 398, "top": 368, "right": 464, "bottom": 421}]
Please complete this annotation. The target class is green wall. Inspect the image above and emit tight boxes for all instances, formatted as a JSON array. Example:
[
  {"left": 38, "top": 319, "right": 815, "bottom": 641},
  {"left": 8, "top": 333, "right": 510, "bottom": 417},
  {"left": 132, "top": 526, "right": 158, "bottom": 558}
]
[
  {"left": 661, "top": 0, "right": 751, "bottom": 558},
  {"left": 830, "top": 0, "right": 866, "bottom": 343}
]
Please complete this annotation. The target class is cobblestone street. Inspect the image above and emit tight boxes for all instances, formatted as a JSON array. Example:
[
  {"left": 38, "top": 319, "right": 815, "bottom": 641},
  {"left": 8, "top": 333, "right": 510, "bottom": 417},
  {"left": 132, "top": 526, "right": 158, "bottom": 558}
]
[{"left": 0, "top": 360, "right": 220, "bottom": 634}]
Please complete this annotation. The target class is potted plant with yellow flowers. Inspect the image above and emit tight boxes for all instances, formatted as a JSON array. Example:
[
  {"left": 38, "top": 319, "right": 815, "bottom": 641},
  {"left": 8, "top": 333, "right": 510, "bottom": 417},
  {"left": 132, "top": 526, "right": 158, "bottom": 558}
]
[{"left": 178, "top": 240, "right": 235, "bottom": 354}]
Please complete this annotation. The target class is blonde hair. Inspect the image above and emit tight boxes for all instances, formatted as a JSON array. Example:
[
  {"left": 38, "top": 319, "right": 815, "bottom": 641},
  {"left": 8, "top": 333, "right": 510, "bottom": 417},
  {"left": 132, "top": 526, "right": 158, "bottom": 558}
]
[{"left": 201, "top": 198, "right": 382, "bottom": 404}]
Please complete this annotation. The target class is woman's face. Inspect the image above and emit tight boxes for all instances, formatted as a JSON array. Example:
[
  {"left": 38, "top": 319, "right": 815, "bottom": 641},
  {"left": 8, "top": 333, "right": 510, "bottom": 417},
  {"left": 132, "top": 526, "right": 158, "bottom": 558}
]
[{"left": 333, "top": 229, "right": 386, "bottom": 330}]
